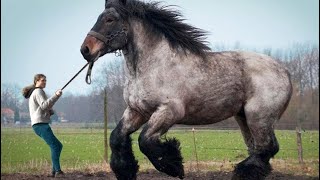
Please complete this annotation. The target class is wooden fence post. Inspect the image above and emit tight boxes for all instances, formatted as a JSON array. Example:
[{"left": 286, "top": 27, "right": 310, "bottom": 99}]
[
  {"left": 296, "top": 126, "right": 303, "bottom": 164},
  {"left": 296, "top": 56, "right": 304, "bottom": 165},
  {"left": 192, "top": 127, "right": 199, "bottom": 172},
  {"left": 104, "top": 88, "right": 108, "bottom": 163}
]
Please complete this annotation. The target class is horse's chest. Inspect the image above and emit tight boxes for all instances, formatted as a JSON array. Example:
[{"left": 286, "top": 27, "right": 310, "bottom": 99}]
[{"left": 124, "top": 80, "right": 157, "bottom": 116}]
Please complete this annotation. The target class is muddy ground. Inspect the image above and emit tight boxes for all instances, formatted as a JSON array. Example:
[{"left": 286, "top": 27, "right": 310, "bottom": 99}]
[{"left": 2, "top": 170, "right": 319, "bottom": 180}]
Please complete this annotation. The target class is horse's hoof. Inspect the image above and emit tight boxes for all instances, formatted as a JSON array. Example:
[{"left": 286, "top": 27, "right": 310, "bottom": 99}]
[
  {"left": 233, "top": 161, "right": 270, "bottom": 179},
  {"left": 179, "top": 175, "right": 184, "bottom": 179},
  {"left": 178, "top": 170, "right": 185, "bottom": 179},
  {"left": 231, "top": 173, "right": 242, "bottom": 180}
]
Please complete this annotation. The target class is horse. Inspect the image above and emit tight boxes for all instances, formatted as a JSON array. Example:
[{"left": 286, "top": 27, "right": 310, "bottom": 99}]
[{"left": 80, "top": 0, "right": 293, "bottom": 179}]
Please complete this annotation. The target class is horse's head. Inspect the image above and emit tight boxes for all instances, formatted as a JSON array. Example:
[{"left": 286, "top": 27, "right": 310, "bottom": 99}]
[{"left": 80, "top": 0, "right": 129, "bottom": 61}]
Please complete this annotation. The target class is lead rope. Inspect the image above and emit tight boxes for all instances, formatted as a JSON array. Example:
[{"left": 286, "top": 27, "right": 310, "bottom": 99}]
[
  {"left": 61, "top": 52, "right": 100, "bottom": 90},
  {"left": 85, "top": 60, "right": 94, "bottom": 84}
]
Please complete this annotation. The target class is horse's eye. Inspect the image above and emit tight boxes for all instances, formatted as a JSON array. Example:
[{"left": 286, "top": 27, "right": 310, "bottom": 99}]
[{"left": 106, "top": 18, "right": 114, "bottom": 23}]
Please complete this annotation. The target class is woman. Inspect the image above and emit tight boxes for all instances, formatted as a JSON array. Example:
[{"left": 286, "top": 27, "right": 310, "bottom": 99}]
[{"left": 22, "top": 74, "right": 64, "bottom": 177}]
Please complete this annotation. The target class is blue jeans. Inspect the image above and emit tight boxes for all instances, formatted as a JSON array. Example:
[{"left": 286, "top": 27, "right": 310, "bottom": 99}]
[{"left": 32, "top": 123, "right": 63, "bottom": 172}]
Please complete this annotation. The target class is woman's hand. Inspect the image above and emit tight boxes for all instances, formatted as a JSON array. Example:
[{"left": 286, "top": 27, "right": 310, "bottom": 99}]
[{"left": 55, "top": 89, "right": 63, "bottom": 97}]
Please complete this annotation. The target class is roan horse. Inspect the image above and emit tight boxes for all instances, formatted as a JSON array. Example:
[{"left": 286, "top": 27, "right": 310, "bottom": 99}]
[{"left": 80, "top": 0, "right": 292, "bottom": 179}]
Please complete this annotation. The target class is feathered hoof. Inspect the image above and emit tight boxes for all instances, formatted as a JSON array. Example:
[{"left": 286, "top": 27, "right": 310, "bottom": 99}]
[{"left": 232, "top": 155, "right": 272, "bottom": 180}]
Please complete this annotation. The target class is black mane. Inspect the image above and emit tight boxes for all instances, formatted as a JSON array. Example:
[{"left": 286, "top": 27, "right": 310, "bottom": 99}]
[{"left": 109, "top": 1, "right": 211, "bottom": 58}]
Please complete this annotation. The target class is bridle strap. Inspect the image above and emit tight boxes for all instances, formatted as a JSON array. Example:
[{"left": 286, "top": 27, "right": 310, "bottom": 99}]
[
  {"left": 85, "top": 62, "right": 93, "bottom": 84},
  {"left": 85, "top": 51, "right": 101, "bottom": 84},
  {"left": 88, "top": 31, "right": 110, "bottom": 45},
  {"left": 61, "top": 51, "right": 100, "bottom": 90},
  {"left": 61, "top": 27, "right": 128, "bottom": 89},
  {"left": 87, "top": 25, "right": 127, "bottom": 46},
  {"left": 83, "top": 26, "right": 127, "bottom": 85}
]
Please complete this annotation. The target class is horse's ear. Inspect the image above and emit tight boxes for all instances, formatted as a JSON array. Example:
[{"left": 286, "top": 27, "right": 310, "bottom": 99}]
[
  {"left": 105, "top": 0, "right": 109, "bottom": 8},
  {"left": 119, "top": 0, "right": 127, "bottom": 5},
  {"left": 105, "top": 0, "right": 127, "bottom": 8}
]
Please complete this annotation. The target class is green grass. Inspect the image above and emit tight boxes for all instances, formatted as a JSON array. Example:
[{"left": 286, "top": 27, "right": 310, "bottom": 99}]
[{"left": 1, "top": 127, "right": 319, "bottom": 173}]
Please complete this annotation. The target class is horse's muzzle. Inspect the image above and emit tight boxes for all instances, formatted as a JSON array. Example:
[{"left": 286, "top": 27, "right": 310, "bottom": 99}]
[
  {"left": 80, "top": 45, "right": 94, "bottom": 61},
  {"left": 80, "top": 35, "right": 105, "bottom": 61}
]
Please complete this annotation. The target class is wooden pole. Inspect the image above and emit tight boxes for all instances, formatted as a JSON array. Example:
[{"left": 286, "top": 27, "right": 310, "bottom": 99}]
[
  {"left": 296, "top": 124, "right": 304, "bottom": 164},
  {"left": 104, "top": 88, "right": 108, "bottom": 163},
  {"left": 296, "top": 53, "right": 304, "bottom": 164},
  {"left": 192, "top": 128, "right": 199, "bottom": 172}
]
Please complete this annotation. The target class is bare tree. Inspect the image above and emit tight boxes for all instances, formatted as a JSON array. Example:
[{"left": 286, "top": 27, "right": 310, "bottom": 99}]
[
  {"left": 91, "top": 57, "right": 126, "bottom": 126},
  {"left": 1, "top": 83, "right": 23, "bottom": 109}
]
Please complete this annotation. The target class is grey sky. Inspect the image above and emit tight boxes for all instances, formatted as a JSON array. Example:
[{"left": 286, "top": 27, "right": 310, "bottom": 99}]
[{"left": 1, "top": 0, "right": 319, "bottom": 95}]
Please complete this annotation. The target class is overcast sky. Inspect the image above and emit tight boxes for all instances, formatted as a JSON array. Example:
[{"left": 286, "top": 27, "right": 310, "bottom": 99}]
[{"left": 1, "top": 0, "right": 319, "bottom": 96}]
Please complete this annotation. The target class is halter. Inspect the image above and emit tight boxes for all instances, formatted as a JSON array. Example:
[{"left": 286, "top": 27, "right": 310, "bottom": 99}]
[
  {"left": 87, "top": 27, "right": 127, "bottom": 46},
  {"left": 61, "top": 26, "right": 128, "bottom": 90},
  {"left": 85, "top": 26, "right": 128, "bottom": 84}
]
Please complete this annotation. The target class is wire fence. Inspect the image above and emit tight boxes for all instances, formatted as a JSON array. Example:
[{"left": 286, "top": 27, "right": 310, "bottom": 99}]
[
  {"left": 2, "top": 122, "right": 318, "bottom": 161},
  {"left": 1, "top": 123, "right": 319, "bottom": 176}
]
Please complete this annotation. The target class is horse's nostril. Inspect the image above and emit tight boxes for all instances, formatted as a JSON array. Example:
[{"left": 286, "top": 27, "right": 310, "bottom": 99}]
[
  {"left": 83, "top": 46, "right": 90, "bottom": 55},
  {"left": 81, "top": 46, "right": 91, "bottom": 56}
]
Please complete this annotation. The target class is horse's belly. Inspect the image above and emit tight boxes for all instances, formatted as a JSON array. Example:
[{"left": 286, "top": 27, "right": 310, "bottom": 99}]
[{"left": 180, "top": 98, "right": 243, "bottom": 125}]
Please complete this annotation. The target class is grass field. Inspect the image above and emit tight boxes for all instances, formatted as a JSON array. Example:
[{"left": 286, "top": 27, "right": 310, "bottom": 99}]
[{"left": 1, "top": 127, "right": 319, "bottom": 175}]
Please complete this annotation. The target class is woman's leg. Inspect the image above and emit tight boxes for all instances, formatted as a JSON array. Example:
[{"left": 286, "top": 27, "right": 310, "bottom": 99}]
[{"left": 33, "top": 124, "right": 63, "bottom": 172}]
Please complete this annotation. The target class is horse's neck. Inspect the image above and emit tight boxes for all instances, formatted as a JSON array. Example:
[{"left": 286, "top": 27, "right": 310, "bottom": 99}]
[{"left": 123, "top": 20, "right": 173, "bottom": 77}]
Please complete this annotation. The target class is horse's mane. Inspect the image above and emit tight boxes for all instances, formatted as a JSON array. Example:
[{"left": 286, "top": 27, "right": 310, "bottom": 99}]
[{"left": 109, "top": 1, "right": 211, "bottom": 58}]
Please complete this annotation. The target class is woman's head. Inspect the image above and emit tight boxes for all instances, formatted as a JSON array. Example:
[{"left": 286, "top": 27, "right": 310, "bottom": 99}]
[
  {"left": 34, "top": 74, "right": 47, "bottom": 88},
  {"left": 22, "top": 74, "right": 47, "bottom": 99}
]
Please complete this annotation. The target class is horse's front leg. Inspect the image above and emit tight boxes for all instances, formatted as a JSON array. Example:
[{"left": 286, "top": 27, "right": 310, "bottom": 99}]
[
  {"left": 138, "top": 101, "right": 185, "bottom": 179},
  {"left": 110, "top": 107, "right": 146, "bottom": 180}
]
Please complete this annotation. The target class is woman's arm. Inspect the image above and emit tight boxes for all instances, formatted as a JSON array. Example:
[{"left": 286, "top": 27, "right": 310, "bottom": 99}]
[{"left": 34, "top": 89, "right": 60, "bottom": 110}]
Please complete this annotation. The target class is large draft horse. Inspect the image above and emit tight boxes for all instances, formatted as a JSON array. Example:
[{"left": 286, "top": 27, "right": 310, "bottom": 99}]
[{"left": 80, "top": 0, "right": 292, "bottom": 179}]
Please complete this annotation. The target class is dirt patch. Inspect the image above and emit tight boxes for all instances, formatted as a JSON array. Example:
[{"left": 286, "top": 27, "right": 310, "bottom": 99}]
[{"left": 1, "top": 170, "right": 318, "bottom": 180}]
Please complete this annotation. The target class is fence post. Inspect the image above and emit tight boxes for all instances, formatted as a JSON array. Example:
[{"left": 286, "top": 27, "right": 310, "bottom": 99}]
[
  {"left": 296, "top": 58, "right": 304, "bottom": 165},
  {"left": 104, "top": 88, "right": 108, "bottom": 163},
  {"left": 192, "top": 128, "right": 199, "bottom": 172},
  {"left": 296, "top": 126, "right": 303, "bottom": 164}
]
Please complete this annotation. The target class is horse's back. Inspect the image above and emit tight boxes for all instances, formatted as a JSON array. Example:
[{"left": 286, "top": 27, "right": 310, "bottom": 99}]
[
  {"left": 180, "top": 51, "right": 292, "bottom": 125},
  {"left": 208, "top": 51, "right": 292, "bottom": 100}
]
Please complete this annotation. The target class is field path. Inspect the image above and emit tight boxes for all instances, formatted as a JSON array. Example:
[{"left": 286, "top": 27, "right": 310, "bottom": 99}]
[{"left": 1, "top": 170, "right": 318, "bottom": 180}]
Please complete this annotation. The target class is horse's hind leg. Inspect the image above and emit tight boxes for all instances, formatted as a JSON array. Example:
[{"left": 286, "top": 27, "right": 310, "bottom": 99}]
[
  {"left": 232, "top": 102, "right": 280, "bottom": 180},
  {"left": 138, "top": 101, "right": 185, "bottom": 179},
  {"left": 110, "top": 107, "right": 146, "bottom": 180},
  {"left": 235, "top": 109, "right": 255, "bottom": 156}
]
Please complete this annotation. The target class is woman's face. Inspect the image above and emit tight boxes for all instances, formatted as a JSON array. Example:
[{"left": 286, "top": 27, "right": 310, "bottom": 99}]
[{"left": 36, "top": 77, "right": 47, "bottom": 88}]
